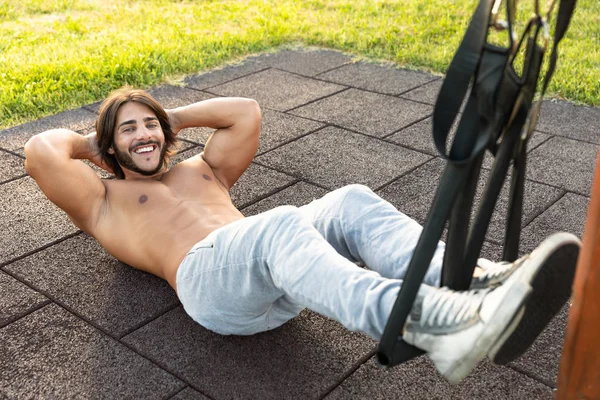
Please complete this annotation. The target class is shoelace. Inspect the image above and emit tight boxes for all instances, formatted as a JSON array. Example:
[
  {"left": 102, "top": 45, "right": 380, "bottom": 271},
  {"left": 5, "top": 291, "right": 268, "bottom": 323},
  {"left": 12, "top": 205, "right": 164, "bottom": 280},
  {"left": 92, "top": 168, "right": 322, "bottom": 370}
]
[
  {"left": 475, "top": 258, "right": 512, "bottom": 281},
  {"left": 475, "top": 255, "right": 529, "bottom": 283},
  {"left": 422, "top": 287, "right": 485, "bottom": 328}
]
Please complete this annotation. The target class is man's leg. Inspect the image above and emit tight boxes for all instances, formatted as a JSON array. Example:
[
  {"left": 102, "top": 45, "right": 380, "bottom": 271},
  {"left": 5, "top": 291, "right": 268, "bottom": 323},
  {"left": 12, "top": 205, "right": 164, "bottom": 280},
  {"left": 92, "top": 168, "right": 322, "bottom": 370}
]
[
  {"left": 176, "top": 205, "right": 413, "bottom": 338},
  {"left": 177, "top": 204, "right": 579, "bottom": 383},
  {"left": 298, "top": 184, "right": 444, "bottom": 286},
  {"left": 297, "top": 185, "right": 581, "bottom": 375}
]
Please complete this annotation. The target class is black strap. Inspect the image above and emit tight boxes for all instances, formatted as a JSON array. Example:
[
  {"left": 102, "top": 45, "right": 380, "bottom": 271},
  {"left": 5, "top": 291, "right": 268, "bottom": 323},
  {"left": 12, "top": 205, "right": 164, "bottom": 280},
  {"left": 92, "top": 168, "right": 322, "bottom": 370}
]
[
  {"left": 378, "top": 0, "right": 497, "bottom": 365},
  {"left": 432, "top": 0, "right": 496, "bottom": 164},
  {"left": 377, "top": 0, "right": 577, "bottom": 368}
]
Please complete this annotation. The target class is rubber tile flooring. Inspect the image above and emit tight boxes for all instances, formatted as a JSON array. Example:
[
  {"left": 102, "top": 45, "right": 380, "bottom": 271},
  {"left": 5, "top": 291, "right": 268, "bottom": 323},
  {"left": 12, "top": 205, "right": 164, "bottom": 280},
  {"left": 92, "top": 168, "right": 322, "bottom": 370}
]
[{"left": 1, "top": 48, "right": 598, "bottom": 399}]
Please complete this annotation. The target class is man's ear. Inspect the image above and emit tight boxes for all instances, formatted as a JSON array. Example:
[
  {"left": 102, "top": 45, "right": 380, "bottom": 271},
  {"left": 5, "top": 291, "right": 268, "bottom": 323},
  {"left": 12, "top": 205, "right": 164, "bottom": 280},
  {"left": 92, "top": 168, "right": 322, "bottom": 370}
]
[{"left": 108, "top": 147, "right": 115, "bottom": 155}]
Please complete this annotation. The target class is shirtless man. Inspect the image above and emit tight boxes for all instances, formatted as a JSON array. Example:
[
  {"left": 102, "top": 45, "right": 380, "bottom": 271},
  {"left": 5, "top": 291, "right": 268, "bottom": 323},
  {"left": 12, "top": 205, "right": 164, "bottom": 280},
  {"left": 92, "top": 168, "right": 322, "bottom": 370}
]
[{"left": 24, "top": 88, "right": 580, "bottom": 383}]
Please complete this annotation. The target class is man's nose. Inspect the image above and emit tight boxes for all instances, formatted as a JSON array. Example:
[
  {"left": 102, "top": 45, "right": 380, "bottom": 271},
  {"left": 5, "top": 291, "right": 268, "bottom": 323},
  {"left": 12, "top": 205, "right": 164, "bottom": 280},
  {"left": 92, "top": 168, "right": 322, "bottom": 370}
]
[{"left": 135, "top": 126, "right": 152, "bottom": 141}]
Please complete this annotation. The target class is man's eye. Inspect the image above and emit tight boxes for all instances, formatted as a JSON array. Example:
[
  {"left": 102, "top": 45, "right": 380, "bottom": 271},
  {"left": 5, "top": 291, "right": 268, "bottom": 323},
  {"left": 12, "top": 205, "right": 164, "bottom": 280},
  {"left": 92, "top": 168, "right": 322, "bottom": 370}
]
[
  {"left": 123, "top": 127, "right": 134, "bottom": 133},
  {"left": 148, "top": 123, "right": 158, "bottom": 129}
]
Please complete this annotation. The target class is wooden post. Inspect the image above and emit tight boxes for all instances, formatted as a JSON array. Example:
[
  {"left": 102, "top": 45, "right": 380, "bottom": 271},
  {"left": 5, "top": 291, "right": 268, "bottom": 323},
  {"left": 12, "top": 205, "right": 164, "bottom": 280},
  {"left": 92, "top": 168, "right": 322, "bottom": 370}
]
[{"left": 556, "top": 150, "right": 600, "bottom": 400}]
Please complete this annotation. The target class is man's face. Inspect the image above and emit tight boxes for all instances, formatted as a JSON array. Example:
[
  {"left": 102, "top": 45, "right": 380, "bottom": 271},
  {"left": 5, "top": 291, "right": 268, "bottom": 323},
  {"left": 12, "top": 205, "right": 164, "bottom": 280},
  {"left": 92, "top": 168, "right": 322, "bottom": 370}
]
[{"left": 110, "top": 101, "right": 167, "bottom": 178}]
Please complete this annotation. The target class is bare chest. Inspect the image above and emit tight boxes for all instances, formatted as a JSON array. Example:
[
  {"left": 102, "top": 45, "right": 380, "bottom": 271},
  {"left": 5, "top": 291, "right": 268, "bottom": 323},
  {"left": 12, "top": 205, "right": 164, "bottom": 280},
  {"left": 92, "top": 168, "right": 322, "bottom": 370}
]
[{"left": 92, "top": 176, "right": 240, "bottom": 278}]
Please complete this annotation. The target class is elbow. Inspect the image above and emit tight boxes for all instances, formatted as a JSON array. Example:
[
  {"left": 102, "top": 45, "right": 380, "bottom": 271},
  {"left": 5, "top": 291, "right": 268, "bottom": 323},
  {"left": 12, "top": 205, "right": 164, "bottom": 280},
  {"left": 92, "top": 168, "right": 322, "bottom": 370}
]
[
  {"left": 246, "top": 98, "right": 262, "bottom": 131},
  {"left": 24, "top": 135, "right": 43, "bottom": 176},
  {"left": 24, "top": 134, "right": 40, "bottom": 158},
  {"left": 246, "top": 98, "right": 261, "bottom": 118},
  {"left": 23, "top": 130, "right": 61, "bottom": 176},
  {"left": 248, "top": 98, "right": 261, "bottom": 115}
]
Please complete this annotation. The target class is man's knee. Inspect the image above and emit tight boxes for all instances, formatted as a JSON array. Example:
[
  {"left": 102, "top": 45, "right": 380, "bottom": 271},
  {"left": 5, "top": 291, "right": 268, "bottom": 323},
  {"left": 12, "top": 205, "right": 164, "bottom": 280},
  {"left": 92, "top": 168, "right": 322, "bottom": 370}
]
[
  {"left": 344, "top": 184, "right": 373, "bottom": 196},
  {"left": 339, "top": 184, "right": 379, "bottom": 205},
  {"left": 328, "top": 184, "right": 374, "bottom": 203}
]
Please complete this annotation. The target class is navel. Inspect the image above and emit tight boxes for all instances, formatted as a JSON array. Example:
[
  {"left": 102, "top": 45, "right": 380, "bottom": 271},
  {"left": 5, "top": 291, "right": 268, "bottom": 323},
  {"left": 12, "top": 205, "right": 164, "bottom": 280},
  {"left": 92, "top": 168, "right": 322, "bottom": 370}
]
[
  {"left": 202, "top": 174, "right": 212, "bottom": 181},
  {"left": 139, "top": 194, "right": 148, "bottom": 204}
]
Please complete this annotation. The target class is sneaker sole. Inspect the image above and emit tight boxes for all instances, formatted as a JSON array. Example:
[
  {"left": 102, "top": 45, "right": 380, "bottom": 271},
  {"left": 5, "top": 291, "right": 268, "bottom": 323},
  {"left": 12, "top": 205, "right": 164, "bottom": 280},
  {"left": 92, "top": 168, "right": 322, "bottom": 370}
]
[
  {"left": 488, "top": 232, "right": 581, "bottom": 365},
  {"left": 445, "top": 281, "right": 530, "bottom": 383}
]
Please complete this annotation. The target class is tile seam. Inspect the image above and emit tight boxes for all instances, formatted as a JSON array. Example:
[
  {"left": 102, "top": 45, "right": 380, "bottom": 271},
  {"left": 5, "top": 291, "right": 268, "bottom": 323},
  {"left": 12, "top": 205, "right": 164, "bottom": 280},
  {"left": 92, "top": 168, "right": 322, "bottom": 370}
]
[
  {"left": 374, "top": 156, "right": 437, "bottom": 193},
  {"left": 186, "top": 66, "right": 272, "bottom": 92},
  {"left": 0, "top": 173, "right": 28, "bottom": 186},
  {"left": 318, "top": 346, "right": 377, "bottom": 399},
  {"left": 254, "top": 125, "right": 329, "bottom": 158},
  {"left": 237, "top": 178, "right": 301, "bottom": 210},
  {"left": 0, "top": 298, "right": 52, "bottom": 330},
  {"left": 506, "top": 363, "right": 557, "bottom": 389},
  {"left": 0, "top": 231, "right": 83, "bottom": 269},
  {"left": 283, "top": 87, "right": 351, "bottom": 113}
]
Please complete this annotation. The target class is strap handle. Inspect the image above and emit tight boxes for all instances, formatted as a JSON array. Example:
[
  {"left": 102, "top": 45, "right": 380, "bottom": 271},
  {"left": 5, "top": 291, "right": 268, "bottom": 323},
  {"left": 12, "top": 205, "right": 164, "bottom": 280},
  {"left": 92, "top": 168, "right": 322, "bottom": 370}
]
[{"left": 432, "top": 0, "right": 497, "bottom": 164}]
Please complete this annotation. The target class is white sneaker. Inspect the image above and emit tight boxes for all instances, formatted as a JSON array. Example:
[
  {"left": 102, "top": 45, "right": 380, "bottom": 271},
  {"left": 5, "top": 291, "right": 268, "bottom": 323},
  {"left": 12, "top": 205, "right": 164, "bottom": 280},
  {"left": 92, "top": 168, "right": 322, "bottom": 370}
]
[
  {"left": 488, "top": 232, "right": 581, "bottom": 364},
  {"left": 403, "top": 278, "right": 529, "bottom": 383},
  {"left": 402, "top": 232, "right": 581, "bottom": 382}
]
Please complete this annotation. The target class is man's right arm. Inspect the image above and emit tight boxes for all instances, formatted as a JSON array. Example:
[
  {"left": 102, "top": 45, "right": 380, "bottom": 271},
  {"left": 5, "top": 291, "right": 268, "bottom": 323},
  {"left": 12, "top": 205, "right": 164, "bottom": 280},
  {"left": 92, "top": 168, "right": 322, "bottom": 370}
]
[{"left": 24, "top": 129, "right": 107, "bottom": 232}]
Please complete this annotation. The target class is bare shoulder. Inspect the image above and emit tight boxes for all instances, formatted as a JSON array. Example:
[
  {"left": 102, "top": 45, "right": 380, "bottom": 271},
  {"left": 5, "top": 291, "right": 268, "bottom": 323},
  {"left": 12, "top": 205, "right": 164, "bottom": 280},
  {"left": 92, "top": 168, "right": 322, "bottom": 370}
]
[{"left": 161, "top": 151, "right": 230, "bottom": 193}]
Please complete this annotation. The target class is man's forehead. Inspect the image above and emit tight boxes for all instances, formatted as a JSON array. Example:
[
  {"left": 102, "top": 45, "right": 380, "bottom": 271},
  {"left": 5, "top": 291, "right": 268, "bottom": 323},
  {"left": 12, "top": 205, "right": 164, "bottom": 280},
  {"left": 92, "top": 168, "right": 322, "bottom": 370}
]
[{"left": 116, "top": 102, "right": 157, "bottom": 124}]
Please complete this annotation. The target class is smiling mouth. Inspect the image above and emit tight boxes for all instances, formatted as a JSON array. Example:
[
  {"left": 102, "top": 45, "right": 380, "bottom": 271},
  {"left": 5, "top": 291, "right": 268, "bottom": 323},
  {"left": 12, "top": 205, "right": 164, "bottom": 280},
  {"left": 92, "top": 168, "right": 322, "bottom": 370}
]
[{"left": 132, "top": 144, "right": 158, "bottom": 155}]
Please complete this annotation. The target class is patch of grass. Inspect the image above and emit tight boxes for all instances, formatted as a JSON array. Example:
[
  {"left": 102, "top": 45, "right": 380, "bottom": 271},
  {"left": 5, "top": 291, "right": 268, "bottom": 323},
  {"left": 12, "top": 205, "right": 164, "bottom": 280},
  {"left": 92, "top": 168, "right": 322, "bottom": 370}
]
[{"left": 1, "top": 0, "right": 598, "bottom": 129}]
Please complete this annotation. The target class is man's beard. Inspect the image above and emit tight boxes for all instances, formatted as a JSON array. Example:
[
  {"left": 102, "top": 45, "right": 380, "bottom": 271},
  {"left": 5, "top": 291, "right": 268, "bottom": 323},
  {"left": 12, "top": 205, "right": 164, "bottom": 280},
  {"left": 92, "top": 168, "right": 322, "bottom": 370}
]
[{"left": 112, "top": 140, "right": 167, "bottom": 176}]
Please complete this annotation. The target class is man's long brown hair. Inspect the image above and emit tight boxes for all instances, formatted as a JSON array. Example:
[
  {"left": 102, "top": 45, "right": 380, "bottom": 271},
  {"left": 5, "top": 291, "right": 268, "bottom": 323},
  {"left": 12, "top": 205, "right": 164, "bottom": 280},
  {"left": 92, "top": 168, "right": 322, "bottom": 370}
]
[{"left": 95, "top": 88, "right": 178, "bottom": 179}]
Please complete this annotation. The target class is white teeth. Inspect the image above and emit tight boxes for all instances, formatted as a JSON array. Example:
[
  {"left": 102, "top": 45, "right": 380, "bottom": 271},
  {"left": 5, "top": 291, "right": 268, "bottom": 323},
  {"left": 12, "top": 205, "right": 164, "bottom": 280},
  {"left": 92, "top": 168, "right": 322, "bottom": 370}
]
[{"left": 135, "top": 146, "right": 154, "bottom": 154}]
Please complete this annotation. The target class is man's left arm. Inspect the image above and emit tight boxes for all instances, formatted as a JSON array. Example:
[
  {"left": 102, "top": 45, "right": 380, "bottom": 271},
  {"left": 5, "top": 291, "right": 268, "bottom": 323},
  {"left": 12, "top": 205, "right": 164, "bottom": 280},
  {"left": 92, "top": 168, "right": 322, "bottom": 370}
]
[{"left": 167, "top": 97, "right": 261, "bottom": 189}]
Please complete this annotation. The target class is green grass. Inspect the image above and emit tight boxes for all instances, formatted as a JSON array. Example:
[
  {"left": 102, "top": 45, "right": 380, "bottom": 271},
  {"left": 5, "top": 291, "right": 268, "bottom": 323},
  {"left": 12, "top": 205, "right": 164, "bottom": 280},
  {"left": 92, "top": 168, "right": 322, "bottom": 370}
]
[{"left": 1, "top": 0, "right": 598, "bottom": 129}]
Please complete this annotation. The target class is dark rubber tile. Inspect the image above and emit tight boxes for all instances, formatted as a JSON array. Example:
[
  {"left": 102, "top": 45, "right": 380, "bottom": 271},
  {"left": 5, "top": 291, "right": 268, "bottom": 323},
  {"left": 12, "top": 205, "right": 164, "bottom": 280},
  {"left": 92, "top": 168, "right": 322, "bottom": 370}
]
[
  {"left": 241, "top": 181, "right": 330, "bottom": 216},
  {"left": 0, "top": 108, "right": 97, "bottom": 152},
  {"left": 0, "top": 149, "right": 26, "bottom": 183},
  {"left": 84, "top": 84, "right": 215, "bottom": 115},
  {"left": 208, "top": 68, "right": 346, "bottom": 112},
  {"left": 251, "top": 48, "right": 352, "bottom": 77},
  {"left": 537, "top": 99, "right": 600, "bottom": 144},
  {"left": 386, "top": 115, "right": 450, "bottom": 155},
  {"left": 257, "top": 109, "right": 324, "bottom": 155},
  {"left": 317, "top": 62, "right": 436, "bottom": 95},
  {"left": 177, "top": 127, "right": 214, "bottom": 145},
  {"left": 325, "top": 356, "right": 553, "bottom": 399},
  {"left": 184, "top": 59, "right": 268, "bottom": 91},
  {"left": 185, "top": 48, "right": 351, "bottom": 92},
  {"left": 230, "top": 163, "right": 297, "bottom": 208},
  {"left": 290, "top": 88, "right": 432, "bottom": 138},
  {"left": 0, "top": 271, "right": 48, "bottom": 328},
  {"left": 0, "top": 303, "right": 184, "bottom": 398},
  {"left": 526, "top": 136, "right": 599, "bottom": 196},
  {"left": 170, "top": 387, "right": 212, "bottom": 400},
  {"left": 148, "top": 84, "right": 214, "bottom": 108},
  {"left": 0, "top": 177, "right": 78, "bottom": 264},
  {"left": 5, "top": 234, "right": 179, "bottom": 338},
  {"left": 519, "top": 193, "right": 589, "bottom": 253},
  {"left": 256, "top": 126, "right": 432, "bottom": 190},
  {"left": 377, "top": 157, "right": 565, "bottom": 244},
  {"left": 400, "top": 78, "right": 444, "bottom": 105},
  {"left": 387, "top": 115, "right": 551, "bottom": 170},
  {"left": 123, "top": 307, "right": 375, "bottom": 400}
]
